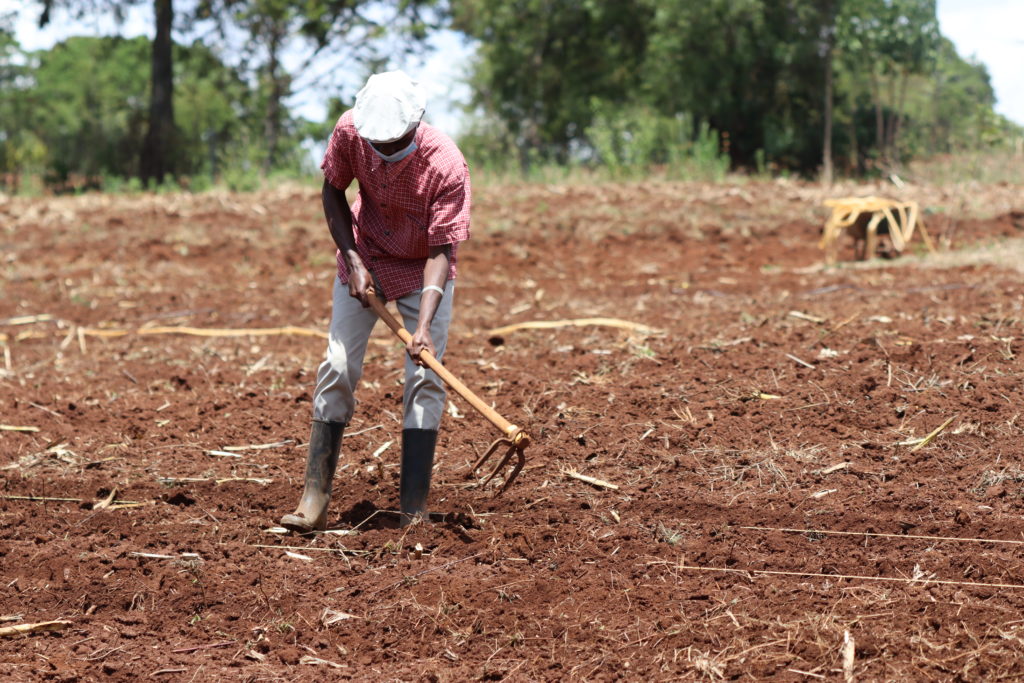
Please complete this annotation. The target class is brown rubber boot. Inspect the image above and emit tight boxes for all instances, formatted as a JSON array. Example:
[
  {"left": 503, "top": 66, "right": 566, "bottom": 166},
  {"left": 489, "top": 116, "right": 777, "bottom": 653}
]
[
  {"left": 280, "top": 420, "right": 344, "bottom": 533},
  {"left": 399, "top": 428, "right": 437, "bottom": 527}
]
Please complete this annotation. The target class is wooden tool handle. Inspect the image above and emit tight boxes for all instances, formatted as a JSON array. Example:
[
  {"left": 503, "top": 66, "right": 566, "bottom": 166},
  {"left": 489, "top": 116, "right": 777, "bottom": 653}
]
[{"left": 366, "top": 289, "right": 520, "bottom": 439}]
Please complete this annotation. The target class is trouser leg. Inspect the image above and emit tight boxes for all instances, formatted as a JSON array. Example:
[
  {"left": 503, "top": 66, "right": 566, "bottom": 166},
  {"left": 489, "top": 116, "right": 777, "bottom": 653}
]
[
  {"left": 281, "top": 276, "right": 375, "bottom": 532},
  {"left": 395, "top": 280, "right": 454, "bottom": 430},
  {"left": 393, "top": 281, "right": 454, "bottom": 524},
  {"left": 312, "top": 276, "right": 378, "bottom": 423}
]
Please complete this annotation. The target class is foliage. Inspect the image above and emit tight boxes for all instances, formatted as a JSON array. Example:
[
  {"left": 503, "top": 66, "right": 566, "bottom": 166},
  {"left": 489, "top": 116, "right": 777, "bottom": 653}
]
[
  {"left": 451, "top": 0, "right": 652, "bottom": 168},
  {"left": 835, "top": 0, "right": 941, "bottom": 166},
  {"left": 453, "top": 0, "right": 1018, "bottom": 177},
  {"left": 4, "top": 0, "right": 1020, "bottom": 187},
  {"left": 585, "top": 103, "right": 729, "bottom": 181},
  {"left": 195, "top": 0, "right": 441, "bottom": 173},
  {"left": 643, "top": 0, "right": 816, "bottom": 169},
  {"left": 0, "top": 31, "right": 46, "bottom": 191},
  {"left": 0, "top": 35, "right": 266, "bottom": 189}
]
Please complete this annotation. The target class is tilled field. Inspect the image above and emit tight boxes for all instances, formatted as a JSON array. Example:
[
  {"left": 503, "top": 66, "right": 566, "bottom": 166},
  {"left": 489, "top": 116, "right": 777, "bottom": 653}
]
[{"left": 2, "top": 179, "right": 1024, "bottom": 680}]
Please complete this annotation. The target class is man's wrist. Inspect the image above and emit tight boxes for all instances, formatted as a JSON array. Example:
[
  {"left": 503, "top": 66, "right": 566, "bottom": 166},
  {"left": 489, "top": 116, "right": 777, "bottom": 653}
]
[{"left": 343, "top": 248, "right": 364, "bottom": 269}]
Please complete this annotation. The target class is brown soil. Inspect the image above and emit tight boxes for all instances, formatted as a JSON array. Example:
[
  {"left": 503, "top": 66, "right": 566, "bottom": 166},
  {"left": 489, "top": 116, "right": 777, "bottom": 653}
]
[{"left": 2, "top": 180, "right": 1024, "bottom": 681}]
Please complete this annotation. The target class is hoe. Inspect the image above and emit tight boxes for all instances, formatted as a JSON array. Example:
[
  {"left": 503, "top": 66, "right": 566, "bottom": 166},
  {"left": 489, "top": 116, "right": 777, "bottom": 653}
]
[{"left": 367, "top": 289, "right": 529, "bottom": 494}]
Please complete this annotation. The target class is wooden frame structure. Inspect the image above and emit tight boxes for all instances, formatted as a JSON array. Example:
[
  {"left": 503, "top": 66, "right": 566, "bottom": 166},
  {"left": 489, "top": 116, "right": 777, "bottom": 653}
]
[{"left": 819, "top": 196, "right": 935, "bottom": 264}]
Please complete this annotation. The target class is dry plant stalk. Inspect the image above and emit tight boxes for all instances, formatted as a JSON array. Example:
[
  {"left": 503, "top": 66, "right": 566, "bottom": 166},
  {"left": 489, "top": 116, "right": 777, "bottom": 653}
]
[
  {"left": 0, "top": 620, "right": 71, "bottom": 637},
  {"left": 788, "top": 310, "right": 826, "bottom": 324},
  {"left": 252, "top": 544, "right": 368, "bottom": 556},
  {"left": 1, "top": 494, "right": 144, "bottom": 507},
  {"left": 0, "top": 425, "right": 40, "bottom": 432},
  {"left": 563, "top": 469, "right": 619, "bottom": 490},
  {"left": 80, "top": 325, "right": 328, "bottom": 340},
  {"left": 908, "top": 416, "right": 956, "bottom": 452},
  {"left": 221, "top": 440, "right": 293, "bottom": 452},
  {"left": 157, "top": 476, "right": 271, "bottom": 486},
  {"left": 0, "top": 314, "right": 55, "bottom": 326},
  {"left": 487, "top": 318, "right": 663, "bottom": 337},
  {"left": 92, "top": 488, "right": 117, "bottom": 510},
  {"left": 321, "top": 608, "right": 357, "bottom": 626},
  {"left": 300, "top": 655, "right": 346, "bottom": 669},
  {"left": 786, "top": 353, "right": 816, "bottom": 369},
  {"left": 842, "top": 630, "right": 855, "bottom": 683}
]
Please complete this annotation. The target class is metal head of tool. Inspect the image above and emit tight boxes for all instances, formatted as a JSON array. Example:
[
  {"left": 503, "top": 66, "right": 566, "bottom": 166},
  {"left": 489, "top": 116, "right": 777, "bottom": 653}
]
[{"left": 471, "top": 427, "right": 529, "bottom": 495}]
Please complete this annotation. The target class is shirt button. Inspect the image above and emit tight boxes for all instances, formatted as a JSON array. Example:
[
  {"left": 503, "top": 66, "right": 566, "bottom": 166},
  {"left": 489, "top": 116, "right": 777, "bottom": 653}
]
[{"left": 382, "top": 203, "right": 388, "bottom": 208}]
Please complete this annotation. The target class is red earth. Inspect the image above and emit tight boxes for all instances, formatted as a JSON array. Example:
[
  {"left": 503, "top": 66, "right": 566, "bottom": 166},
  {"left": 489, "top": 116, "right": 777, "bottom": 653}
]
[{"left": 2, "top": 179, "right": 1024, "bottom": 680}]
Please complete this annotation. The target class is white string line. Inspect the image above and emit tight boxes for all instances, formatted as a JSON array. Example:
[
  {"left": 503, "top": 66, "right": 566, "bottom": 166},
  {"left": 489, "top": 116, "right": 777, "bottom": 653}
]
[
  {"left": 674, "top": 564, "right": 1024, "bottom": 590},
  {"left": 738, "top": 525, "right": 1024, "bottom": 547}
]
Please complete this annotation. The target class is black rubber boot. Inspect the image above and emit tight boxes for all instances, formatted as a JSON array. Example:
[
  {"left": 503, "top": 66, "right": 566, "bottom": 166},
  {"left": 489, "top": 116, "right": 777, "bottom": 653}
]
[
  {"left": 399, "top": 428, "right": 437, "bottom": 527},
  {"left": 280, "top": 420, "right": 344, "bottom": 533}
]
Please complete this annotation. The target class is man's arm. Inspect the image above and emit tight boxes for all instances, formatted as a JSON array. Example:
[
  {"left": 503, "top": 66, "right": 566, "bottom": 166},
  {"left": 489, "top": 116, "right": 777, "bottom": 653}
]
[
  {"left": 406, "top": 244, "right": 451, "bottom": 366},
  {"left": 322, "top": 179, "right": 373, "bottom": 307}
]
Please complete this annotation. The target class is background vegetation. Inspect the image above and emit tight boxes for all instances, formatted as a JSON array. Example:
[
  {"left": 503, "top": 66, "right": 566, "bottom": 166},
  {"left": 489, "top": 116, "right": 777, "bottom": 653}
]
[{"left": 0, "top": 0, "right": 1020, "bottom": 192}]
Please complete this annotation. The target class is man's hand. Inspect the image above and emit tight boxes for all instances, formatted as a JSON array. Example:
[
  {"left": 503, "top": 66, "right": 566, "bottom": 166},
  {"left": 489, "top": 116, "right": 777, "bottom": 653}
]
[
  {"left": 407, "top": 326, "right": 435, "bottom": 366},
  {"left": 345, "top": 252, "right": 373, "bottom": 307}
]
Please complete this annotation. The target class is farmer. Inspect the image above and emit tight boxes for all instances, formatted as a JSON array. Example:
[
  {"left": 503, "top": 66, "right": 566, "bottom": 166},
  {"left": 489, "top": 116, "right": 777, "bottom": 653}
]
[{"left": 280, "top": 70, "right": 471, "bottom": 532}]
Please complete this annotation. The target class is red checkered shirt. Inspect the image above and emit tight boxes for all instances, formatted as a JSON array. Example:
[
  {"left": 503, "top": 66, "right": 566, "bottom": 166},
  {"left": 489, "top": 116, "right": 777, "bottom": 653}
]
[{"left": 320, "top": 110, "right": 472, "bottom": 301}]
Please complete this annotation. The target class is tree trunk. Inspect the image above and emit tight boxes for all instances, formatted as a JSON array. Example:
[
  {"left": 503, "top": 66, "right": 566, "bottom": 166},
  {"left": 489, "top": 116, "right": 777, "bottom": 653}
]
[
  {"left": 881, "top": 72, "right": 897, "bottom": 167},
  {"left": 870, "top": 70, "right": 884, "bottom": 168},
  {"left": 140, "top": 0, "right": 175, "bottom": 186},
  {"left": 262, "top": 25, "right": 285, "bottom": 176},
  {"left": 889, "top": 69, "right": 910, "bottom": 166},
  {"left": 847, "top": 108, "right": 859, "bottom": 173},
  {"left": 821, "top": 16, "right": 834, "bottom": 186}
]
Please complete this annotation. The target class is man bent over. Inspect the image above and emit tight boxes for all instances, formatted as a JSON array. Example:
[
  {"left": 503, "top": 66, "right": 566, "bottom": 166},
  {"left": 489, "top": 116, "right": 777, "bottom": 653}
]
[{"left": 280, "top": 70, "right": 471, "bottom": 532}]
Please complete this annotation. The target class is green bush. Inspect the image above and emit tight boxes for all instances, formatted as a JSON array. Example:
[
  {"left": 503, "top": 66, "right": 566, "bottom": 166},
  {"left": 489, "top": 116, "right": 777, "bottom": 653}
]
[{"left": 585, "top": 102, "right": 729, "bottom": 181}]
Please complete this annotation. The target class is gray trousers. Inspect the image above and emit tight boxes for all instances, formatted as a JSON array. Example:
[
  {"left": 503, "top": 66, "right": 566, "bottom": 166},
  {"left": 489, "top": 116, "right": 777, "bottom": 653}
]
[{"left": 312, "top": 276, "right": 454, "bottom": 430}]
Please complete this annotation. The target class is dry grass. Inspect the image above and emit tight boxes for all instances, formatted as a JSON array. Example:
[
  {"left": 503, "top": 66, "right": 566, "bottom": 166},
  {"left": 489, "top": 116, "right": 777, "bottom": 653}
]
[{"left": 973, "top": 466, "right": 1024, "bottom": 495}]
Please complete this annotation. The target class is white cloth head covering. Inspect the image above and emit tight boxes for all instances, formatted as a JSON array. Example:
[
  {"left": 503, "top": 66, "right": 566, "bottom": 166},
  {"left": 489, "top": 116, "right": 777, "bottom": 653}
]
[{"left": 352, "top": 70, "right": 427, "bottom": 143}]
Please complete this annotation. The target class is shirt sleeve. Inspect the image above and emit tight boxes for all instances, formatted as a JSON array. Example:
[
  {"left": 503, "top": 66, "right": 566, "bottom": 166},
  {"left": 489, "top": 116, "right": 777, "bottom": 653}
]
[
  {"left": 320, "top": 114, "right": 356, "bottom": 191},
  {"left": 427, "top": 167, "right": 471, "bottom": 247}
]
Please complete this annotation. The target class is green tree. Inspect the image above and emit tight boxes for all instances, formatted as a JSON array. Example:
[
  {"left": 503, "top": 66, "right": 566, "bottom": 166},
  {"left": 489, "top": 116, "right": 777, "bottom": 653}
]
[
  {"left": 453, "top": 0, "right": 1001, "bottom": 176},
  {"left": 31, "top": 0, "right": 180, "bottom": 185},
  {"left": 452, "top": 0, "right": 652, "bottom": 168},
  {"left": 836, "top": 0, "right": 940, "bottom": 168},
  {"left": 0, "top": 30, "right": 47, "bottom": 191},
  {"left": 926, "top": 37, "right": 998, "bottom": 152},
  {"left": 197, "top": 0, "right": 440, "bottom": 175},
  {"left": 3, "top": 35, "right": 260, "bottom": 186},
  {"left": 643, "top": 0, "right": 825, "bottom": 168}
]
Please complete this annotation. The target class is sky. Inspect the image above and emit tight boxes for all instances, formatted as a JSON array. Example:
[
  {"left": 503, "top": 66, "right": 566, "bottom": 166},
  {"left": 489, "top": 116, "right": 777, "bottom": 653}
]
[
  {"left": 1, "top": 0, "right": 1021, "bottom": 133},
  {"left": 935, "top": 0, "right": 1024, "bottom": 127}
]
